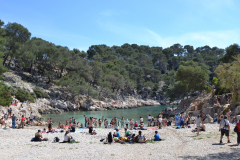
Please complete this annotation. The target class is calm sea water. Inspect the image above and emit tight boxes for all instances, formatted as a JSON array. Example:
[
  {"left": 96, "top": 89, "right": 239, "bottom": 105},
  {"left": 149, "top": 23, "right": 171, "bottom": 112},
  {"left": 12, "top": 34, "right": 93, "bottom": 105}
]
[{"left": 42, "top": 105, "right": 177, "bottom": 127}]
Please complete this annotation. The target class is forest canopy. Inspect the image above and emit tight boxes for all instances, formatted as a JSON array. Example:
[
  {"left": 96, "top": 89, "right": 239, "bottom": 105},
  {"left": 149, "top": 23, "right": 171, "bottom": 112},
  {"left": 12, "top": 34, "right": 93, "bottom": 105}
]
[{"left": 0, "top": 19, "right": 239, "bottom": 101}]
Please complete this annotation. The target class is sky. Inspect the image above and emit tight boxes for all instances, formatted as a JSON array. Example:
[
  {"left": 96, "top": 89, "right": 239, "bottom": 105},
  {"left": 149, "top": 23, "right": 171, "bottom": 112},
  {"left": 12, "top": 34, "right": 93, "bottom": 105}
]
[{"left": 0, "top": 0, "right": 239, "bottom": 51}]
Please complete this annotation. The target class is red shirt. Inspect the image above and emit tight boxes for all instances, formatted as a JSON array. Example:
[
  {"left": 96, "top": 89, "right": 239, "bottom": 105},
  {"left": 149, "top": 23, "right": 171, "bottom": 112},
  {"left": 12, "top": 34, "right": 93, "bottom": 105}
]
[
  {"left": 21, "top": 117, "right": 25, "bottom": 122},
  {"left": 237, "top": 123, "right": 240, "bottom": 132}
]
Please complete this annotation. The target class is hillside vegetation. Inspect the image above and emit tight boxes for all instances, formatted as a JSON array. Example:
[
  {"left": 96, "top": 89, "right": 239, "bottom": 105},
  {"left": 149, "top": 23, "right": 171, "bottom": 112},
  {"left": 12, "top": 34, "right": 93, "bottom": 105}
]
[{"left": 0, "top": 19, "right": 240, "bottom": 106}]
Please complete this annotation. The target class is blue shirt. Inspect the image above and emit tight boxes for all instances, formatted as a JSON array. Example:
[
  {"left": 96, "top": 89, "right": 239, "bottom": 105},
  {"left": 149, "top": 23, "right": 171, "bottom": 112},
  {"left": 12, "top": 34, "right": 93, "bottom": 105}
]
[
  {"left": 116, "top": 131, "right": 120, "bottom": 137},
  {"left": 154, "top": 134, "right": 160, "bottom": 141}
]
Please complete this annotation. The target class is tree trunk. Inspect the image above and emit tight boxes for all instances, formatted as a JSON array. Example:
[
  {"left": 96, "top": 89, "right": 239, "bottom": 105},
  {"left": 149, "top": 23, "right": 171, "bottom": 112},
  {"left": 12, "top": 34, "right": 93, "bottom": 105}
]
[
  {"left": 204, "top": 81, "right": 215, "bottom": 98},
  {"left": 3, "top": 55, "right": 8, "bottom": 65}
]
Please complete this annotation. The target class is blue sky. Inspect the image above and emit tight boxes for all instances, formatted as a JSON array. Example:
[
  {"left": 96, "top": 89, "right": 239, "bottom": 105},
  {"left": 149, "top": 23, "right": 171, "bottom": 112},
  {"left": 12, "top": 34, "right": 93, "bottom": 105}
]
[{"left": 0, "top": 0, "right": 239, "bottom": 51}]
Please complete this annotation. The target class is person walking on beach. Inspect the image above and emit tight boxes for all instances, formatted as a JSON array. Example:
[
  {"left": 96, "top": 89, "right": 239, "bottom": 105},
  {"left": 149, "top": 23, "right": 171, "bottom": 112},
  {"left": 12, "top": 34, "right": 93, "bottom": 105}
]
[
  {"left": 219, "top": 115, "right": 231, "bottom": 144},
  {"left": 235, "top": 119, "right": 240, "bottom": 145},
  {"left": 196, "top": 115, "right": 201, "bottom": 136},
  {"left": 11, "top": 114, "right": 17, "bottom": 129}
]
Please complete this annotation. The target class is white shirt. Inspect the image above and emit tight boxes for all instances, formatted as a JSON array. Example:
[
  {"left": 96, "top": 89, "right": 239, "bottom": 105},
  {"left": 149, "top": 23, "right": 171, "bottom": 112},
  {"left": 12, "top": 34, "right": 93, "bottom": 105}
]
[
  {"left": 158, "top": 118, "right": 162, "bottom": 122},
  {"left": 125, "top": 119, "right": 129, "bottom": 124},
  {"left": 220, "top": 119, "right": 230, "bottom": 130},
  {"left": 30, "top": 114, "right": 34, "bottom": 119},
  {"left": 140, "top": 118, "right": 143, "bottom": 122},
  {"left": 148, "top": 116, "right": 151, "bottom": 120},
  {"left": 196, "top": 118, "right": 201, "bottom": 126},
  {"left": 64, "top": 134, "right": 70, "bottom": 142}
]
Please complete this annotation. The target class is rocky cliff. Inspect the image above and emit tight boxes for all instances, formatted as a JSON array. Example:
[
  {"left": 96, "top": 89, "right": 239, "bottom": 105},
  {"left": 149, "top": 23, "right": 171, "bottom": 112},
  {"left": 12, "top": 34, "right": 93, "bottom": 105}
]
[{"left": 1, "top": 71, "right": 161, "bottom": 115}]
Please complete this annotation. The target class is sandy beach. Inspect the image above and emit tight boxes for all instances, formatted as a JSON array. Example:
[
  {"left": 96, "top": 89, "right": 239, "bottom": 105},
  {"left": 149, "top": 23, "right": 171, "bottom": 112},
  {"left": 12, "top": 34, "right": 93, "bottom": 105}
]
[{"left": 0, "top": 123, "right": 239, "bottom": 160}]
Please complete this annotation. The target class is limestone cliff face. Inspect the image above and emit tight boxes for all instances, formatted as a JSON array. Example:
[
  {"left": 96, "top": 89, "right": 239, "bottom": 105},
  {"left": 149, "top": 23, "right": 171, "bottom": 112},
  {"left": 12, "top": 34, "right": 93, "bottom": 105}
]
[{"left": 1, "top": 71, "right": 161, "bottom": 115}]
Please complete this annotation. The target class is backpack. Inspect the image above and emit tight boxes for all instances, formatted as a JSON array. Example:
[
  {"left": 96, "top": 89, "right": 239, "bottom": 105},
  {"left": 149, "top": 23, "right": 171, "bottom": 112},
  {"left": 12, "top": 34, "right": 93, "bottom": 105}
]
[
  {"left": 234, "top": 126, "right": 237, "bottom": 133},
  {"left": 53, "top": 137, "right": 60, "bottom": 143},
  {"left": 220, "top": 119, "right": 228, "bottom": 129}
]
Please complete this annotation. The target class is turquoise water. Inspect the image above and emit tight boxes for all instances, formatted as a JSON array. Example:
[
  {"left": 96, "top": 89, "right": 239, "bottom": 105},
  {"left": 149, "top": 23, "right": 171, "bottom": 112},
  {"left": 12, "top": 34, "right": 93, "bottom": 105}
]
[{"left": 42, "top": 105, "right": 177, "bottom": 127}]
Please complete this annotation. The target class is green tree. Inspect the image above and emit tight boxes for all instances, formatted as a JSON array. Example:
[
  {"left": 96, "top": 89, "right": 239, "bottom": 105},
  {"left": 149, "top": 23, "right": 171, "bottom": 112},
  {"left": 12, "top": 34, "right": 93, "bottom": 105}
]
[
  {"left": 4, "top": 22, "right": 31, "bottom": 65},
  {"left": 175, "top": 60, "right": 212, "bottom": 96}
]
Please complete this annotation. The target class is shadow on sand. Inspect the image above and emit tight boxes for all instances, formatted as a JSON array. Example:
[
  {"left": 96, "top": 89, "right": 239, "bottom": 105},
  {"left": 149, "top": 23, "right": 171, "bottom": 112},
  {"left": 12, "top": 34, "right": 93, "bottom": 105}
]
[{"left": 179, "top": 148, "right": 240, "bottom": 160}]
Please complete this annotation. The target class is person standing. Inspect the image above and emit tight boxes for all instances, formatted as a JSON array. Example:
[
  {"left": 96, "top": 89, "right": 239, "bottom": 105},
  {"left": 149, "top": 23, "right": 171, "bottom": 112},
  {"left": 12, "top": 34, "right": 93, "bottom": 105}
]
[
  {"left": 11, "top": 114, "right": 17, "bottom": 129},
  {"left": 121, "top": 117, "right": 124, "bottom": 128},
  {"left": 21, "top": 115, "right": 25, "bottom": 129},
  {"left": 8, "top": 107, "right": 12, "bottom": 118},
  {"left": 219, "top": 115, "right": 231, "bottom": 144},
  {"left": 84, "top": 115, "right": 88, "bottom": 127},
  {"left": 30, "top": 112, "right": 34, "bottom": 126},
  {"left": 148, "top": 114, "right": 152, "bottom": 127},
  {"left": 235, "top": 119, "right": 240, "bottom": 145},
  {"left": 140, "top": 117, "right": 144, "bottom": 125},
  {"left": 196, "top": 115, "right": 201, "bottom": 136},
  {"left": 158, "top": 115, "right": 162, "bottom": 129},
  {"left": 180, "top": 114, "right": 185, "bottom": 127}
]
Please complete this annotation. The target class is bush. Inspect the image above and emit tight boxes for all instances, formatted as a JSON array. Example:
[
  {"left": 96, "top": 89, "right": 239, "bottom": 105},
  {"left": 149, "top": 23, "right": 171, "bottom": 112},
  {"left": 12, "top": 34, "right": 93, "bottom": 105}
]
[
  {"left": 33, "top": 87, "right": 50, "bottom": 99},
  {"left": 15, "top": 88, "right": 35, "bottom": 103},
  {"left": 223, "top": 106, "right": 229, "bottom": 115},
  {"left": 0, "top": 82, "right": 13, "bottom": 106}
]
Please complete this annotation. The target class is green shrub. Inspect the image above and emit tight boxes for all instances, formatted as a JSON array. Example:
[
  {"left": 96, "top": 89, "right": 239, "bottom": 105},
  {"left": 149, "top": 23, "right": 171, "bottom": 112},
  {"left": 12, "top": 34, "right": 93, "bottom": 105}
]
[
  {"left": 15, "top": 88, "right": 35, "bottom": 103},
  {"left": 33, "top": 87, "right": 50, "bottom": 99},
  {"left": 223, "top": 106, "right": 229, "bottom": 115},
  {"left": 0, "top": 82, "right": 13, "bottom": 106}
]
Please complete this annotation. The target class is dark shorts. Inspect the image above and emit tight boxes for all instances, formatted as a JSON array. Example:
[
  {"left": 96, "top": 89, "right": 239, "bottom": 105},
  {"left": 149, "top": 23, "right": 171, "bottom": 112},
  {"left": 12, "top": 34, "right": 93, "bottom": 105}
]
[
  {"left": 221, "top": 129, "right": 229, "bottom": 136},
  {"left": 30, "top": 119, "right": 33, "bottom": 122}
]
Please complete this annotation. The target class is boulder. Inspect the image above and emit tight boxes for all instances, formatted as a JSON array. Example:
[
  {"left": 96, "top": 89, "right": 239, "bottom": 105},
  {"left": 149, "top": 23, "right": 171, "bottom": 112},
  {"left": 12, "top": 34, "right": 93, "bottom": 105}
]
[
  {"left": 235, "top": 106, "right": 240, "bottom": 115},
  {"left": 202, "top": 107, "right": 215, "bottom": 118},
  {"left": 191, "top": 110, "right": 201, "bottom": 116},
  {"left": 236, "top": 115, "right": 240, "bottom": 121},
  {"left": 204, "top": 114, "right": 213, "bottom": 123}
]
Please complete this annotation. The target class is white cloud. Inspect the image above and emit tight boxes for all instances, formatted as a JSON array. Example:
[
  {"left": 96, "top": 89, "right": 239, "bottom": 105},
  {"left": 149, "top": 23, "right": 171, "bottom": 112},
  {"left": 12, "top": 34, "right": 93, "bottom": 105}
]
[
  {"left": 145, "top": 29, "right": 240, "bottom": 48},
  {"left": 98, "top": 20, "right": 239, "bottom": 48}
]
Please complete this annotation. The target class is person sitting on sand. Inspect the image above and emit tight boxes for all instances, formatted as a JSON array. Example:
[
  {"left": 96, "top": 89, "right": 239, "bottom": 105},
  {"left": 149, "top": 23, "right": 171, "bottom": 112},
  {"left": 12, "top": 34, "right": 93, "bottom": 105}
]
[
  {"left": 116, "top": 129, "right": 120, "bottom": 137},
  {"left": 35, "top": 130, "right": 45, "bottom": 141},
  {"left": 80, "top": 123, "right": 83, "bottom": 128},
  {"left": 0, "top": 116, "right": 7, "bottom": 128},
  {"left": 89, "top": 126, "right": 93, "bottom": 134},
  {"left": 154, "top": 131, "right": 161, "bottom": 141},
  {"left": 136, "top": 131, "right": 146, "bottom": 143},
  {"left": 70, "top": 125, "right": 75, "bottom": 132},
  {"left": 106, "top": 132, "right": 113, "bottom": 143},
  {"left": 58, "top": 122, "right": 62, "bottom": 129},
  {"left": 125, "top": 128, "right": 131, "bottom": 137},
  {"left": 64, "top": 131, "right": 72, "bottom": 142}
]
